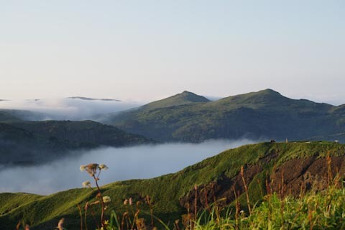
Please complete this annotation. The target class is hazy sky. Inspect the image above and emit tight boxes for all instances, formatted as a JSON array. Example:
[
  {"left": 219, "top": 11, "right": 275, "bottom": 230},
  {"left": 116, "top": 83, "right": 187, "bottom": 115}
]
[{"left": 1, "top": 1, "right": 344, "bottom": 104}]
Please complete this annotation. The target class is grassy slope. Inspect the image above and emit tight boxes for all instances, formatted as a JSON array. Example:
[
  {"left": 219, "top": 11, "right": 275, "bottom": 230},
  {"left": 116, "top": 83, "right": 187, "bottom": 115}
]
[
  {"left": 0, "top": 141, "right": 344, "bottom": 229},
  {"left": 109, "top": 89, "right": 345, "bottom": 142},
  {"left": 142, "top": 91, "right": 210, "bottom": 110}
]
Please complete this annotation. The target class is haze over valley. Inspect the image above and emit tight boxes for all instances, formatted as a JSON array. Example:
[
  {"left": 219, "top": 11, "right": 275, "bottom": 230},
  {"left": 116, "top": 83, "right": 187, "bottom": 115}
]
[{"left": 0, "top": 139, "right": 255, "bottom": 194}]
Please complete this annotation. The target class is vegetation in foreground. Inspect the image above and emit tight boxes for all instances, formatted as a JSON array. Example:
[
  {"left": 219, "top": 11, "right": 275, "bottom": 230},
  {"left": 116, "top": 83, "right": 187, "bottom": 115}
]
[
  {"left": 1, "top": 141, "right": 345, "bottom": 229},
  {"left": 191, "top": 186, "right": 345, "bottom": 230},
  {"left": 100, "top": 185, "right": 345, "bottom": 229}
]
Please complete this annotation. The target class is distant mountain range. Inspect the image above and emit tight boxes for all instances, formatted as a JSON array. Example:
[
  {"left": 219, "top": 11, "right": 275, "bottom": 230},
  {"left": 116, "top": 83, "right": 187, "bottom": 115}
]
[
  {"left": 107, "top": 89, "right": 345, "bottom": 143},
  {"left": 1, "top": 88, "right": 344, "bottom": 165}
]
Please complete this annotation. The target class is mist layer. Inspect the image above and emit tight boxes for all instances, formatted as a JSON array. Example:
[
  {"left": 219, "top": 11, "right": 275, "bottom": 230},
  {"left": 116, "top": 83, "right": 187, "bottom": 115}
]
[{"left": 0, "top": 139, "right": 255, "bottom": 194}]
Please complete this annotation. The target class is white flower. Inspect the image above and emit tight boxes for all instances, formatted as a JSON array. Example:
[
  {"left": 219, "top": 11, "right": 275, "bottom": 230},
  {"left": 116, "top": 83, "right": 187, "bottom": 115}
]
[
  {"left": 80, "top": 165, "right": 86, "bottom": 172},
  {"left": 99, "top": 164, "right": 108, "bottom": 170},
  {"left": 103, "top": 196, "right": 111, "bottom": 203},
  {"left": 82, "top": 181, "right": 91, "bottom": 188}
]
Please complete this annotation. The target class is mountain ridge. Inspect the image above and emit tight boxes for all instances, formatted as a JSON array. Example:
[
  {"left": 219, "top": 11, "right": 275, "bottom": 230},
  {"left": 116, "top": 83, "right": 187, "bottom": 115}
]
[{"left": 107, "top": 89, "right": 345, "bottom": 143}]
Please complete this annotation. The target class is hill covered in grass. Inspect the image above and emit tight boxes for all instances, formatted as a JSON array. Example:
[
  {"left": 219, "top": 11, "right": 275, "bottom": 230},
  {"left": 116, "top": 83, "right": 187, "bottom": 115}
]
[
  {"left": 142, "top": 90, "right": 210, "bottom": 110},
  {"left": 0, "top": 110, "right": 25, "bottom": 122},
  {"left": 0, "top": 141, "right": 344, "bottom": 229},
  {"left": 0, "top": 109, "right": 49, "bottom": 122},
  {"left": 0, "top": 120, "right": 150, "bottom": 165},
  {"left": 106, "top": 89, "right": 345, "bottom": 143}
]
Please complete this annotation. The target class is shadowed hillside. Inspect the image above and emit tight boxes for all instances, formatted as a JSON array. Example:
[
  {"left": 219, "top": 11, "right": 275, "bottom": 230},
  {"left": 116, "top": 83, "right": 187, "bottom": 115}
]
[{"left": 0, "top": 120, "right": 151, "bottom": 165}]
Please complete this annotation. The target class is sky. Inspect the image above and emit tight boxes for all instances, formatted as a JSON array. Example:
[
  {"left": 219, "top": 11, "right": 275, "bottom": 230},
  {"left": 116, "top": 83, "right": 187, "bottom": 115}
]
[{"left": 1, "top": 1, "right": 344, "bottom": 104}]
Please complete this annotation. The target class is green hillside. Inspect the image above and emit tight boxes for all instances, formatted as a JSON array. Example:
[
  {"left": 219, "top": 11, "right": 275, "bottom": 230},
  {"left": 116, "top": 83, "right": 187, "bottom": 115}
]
[
  {"left": 0, "top": 120, "right": 150, "bottom": 165},
  {"left": 142, "top": 91, "right": 210, "bottom": 110},
  {"left": 0, "top": 109, "right": 49, "bottom": 122},
  {"left": 108, "top": 89, "right": 345, "bottom": 143},
  {"left": 0, "top": 141, "right": 344, "bottom": 229},
  {"left": 0, "top": 110, "right": 22, "bottom": 122}
]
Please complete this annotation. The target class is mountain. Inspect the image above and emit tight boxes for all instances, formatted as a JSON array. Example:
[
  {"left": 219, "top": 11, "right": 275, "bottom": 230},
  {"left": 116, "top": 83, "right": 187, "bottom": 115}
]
[
  {"left": 107, "top": 89, "right": 345, "bottom": 143},
  {"left": 142, "top": 91, "right": 210, "bottom": 110},
  {"left": 0, "top": 110, "right": 21, "bottom": 122},
  {"left": 0, "top": 109, "right": 50, "bottom": 122},
  {"left": 0, "top": 141, "right": 343, "bottom": 229},
  {"left": 0, "top": 120, "right": 150, "bottom": 165}
]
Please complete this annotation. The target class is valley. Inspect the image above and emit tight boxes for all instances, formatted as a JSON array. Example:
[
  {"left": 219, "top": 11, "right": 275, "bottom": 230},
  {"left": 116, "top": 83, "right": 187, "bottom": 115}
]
[{"left": 0, "top": 141, "right": 343, "bottom": 229}]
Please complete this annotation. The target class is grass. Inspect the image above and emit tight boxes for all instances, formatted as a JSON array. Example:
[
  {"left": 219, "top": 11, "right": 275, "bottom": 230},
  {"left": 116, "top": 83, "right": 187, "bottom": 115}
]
[
  {"left": 191, "top": 186, "right": 345, "bottom": 230},
  {"left": 1, "top": 141, "right": 345, "bottom": 229}
]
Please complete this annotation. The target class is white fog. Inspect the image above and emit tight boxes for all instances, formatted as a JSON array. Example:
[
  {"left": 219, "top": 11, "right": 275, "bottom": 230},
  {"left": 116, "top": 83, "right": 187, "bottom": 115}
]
[{"left": 0, "top": 139, "right": 256, "bottom": 194}]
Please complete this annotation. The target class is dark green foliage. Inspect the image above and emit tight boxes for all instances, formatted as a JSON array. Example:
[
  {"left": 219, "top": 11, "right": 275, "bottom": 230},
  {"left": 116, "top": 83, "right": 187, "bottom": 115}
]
[
  {"left": 108, "top": 89, "right": 345, "bottom": 143},
  {"left": 0, "top": 110, "right": 22, "bottom": 122},
  {"left": 0, "top": 120, "right": 151, "bottom": 165},
  {"left": 0, "top": 109, "right": 48, "bottom": 122}
]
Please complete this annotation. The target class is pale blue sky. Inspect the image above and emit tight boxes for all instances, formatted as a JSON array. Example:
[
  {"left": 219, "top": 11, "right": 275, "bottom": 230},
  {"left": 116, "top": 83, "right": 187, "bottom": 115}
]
[{"left": 1, "top": 1, "right": 344, "bottom": 104}]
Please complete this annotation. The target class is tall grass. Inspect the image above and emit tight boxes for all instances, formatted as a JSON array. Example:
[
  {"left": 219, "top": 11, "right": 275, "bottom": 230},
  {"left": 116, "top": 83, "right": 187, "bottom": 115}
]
[
  {"left": 76, "top": 158, "right": 345, "bottom": 230},
  {"left": 102, "top": 180, "right": 344, "bottom": 230}
]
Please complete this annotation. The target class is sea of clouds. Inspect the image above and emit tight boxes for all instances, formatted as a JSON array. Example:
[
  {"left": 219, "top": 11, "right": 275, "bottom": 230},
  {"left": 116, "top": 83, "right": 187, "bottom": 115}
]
[
  {"left": 0, "top": 139, "right": 257, "bottom": 194},
  {"left": 0, "top": 97, "right": 142, "bottom": 121}
]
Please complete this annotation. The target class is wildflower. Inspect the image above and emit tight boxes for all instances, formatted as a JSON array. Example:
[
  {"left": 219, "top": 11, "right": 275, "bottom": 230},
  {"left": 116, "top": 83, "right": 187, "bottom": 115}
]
[
  {"left": 99, "top": 164, "right": 108, "bottom": 170},
  {"left": 85, "top": 163, "right": 99, "bottom": 176},
  {"left": 103, "top": 196, "right": 111, "bottom": 203},
  {"left": 82, "top": 181, "right": 91, "bottom": 188},
  {"left": 124, "top": 199, "right": 128, "bottom": 205},
  {"left": 129, "top": 197, "right": 133, "bottom": 205},
  {"left": 80, "top": 165, "right": 86, "bottom": 171}
]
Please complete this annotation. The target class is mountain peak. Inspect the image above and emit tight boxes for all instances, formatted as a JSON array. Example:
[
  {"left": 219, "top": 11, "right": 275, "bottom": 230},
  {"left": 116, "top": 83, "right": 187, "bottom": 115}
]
[
  {"left": 214, "top": 89, "right": 289, "bottom": 107},
  {"left": 176, "top": 91, "right": 210, "bottom": 101},
  {"left": 181, "top": 90, "right": 195, "bottom": 95},
  {"left": 143, "top": 91, "right": 210, "bottom": 110},
  {"left": 261, "top": 88, "right": 280, "bottom": 93},
  {"left": 258, "top": 88, "right": 282, "bottom": 96}
]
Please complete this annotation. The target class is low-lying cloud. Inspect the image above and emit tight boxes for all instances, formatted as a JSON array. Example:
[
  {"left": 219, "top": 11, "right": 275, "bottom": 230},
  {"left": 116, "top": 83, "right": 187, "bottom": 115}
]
[
  {"left": 0, "top": 97, "right": 141, "bottom": 121},
  {"left": 0, "top": 139, "right": 256, "bottom": 195}
]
